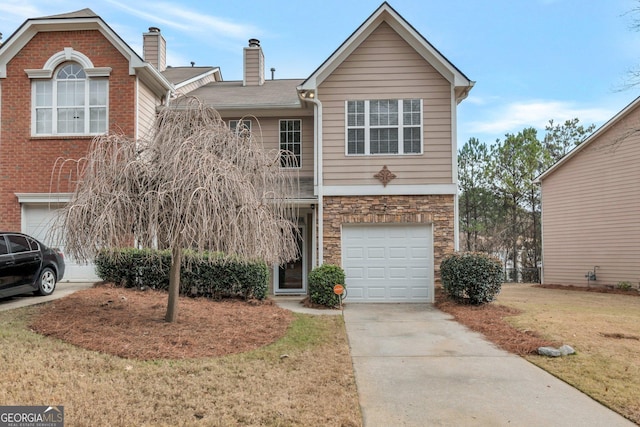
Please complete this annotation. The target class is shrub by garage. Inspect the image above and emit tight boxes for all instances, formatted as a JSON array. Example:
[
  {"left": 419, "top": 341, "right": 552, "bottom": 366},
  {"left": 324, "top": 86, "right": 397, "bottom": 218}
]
[
  {"left": 440, "top": 252, "right": 503, "bottom": 305},
  {"left": 308, "top": 264, "right": 346, "bottom": 308}
]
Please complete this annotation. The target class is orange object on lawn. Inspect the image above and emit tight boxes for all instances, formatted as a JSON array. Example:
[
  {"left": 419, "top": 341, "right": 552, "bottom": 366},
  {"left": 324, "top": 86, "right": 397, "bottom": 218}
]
[{"left": 333, "top": 284, "right": 344, "bottom": 295}]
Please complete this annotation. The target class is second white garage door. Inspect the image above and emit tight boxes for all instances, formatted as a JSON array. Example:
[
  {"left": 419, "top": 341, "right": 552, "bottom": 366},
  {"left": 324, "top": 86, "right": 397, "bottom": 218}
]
[
  {"left": 342, "top": 224, "right": 433, "bottom": 303},
  {"left": 23, "top": 204, "right": 100, "bottom": 282}
]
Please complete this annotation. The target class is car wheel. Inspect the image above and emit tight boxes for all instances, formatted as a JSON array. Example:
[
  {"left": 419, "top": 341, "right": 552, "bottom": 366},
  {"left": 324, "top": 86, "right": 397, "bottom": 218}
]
[{"left": 36, "top": 267, "right": 57, "bottom": 296}]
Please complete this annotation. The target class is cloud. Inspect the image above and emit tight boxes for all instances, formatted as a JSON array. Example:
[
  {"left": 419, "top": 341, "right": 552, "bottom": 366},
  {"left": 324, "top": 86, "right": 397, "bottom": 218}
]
[
  {"left": 0, "top": 1, "right": 42, "bottom": 28},
  {"left": 105, "top": 0, "right": 261, "bottom": 40},
  {"left": 0, "top": 2, "right": 40, "bottom": 18},
  {"left": 467, "top": 100, "right": 614, "bottom": 136},
  {"left": 463, "top": 96, "right": 487, "bottom": 106}
]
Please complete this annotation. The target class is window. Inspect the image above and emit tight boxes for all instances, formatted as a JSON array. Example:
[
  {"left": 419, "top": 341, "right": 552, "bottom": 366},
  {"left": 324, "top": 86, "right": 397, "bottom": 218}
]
[
  {"left": 7, "top": 235, "right": 31, "bottom": 253},
  {"left": 346, "top": 99, "right": 422, "bottom": 155},
  {"left": 279, "top": 119, "right": 301, "bottom": 168},
  {"left": 0, "top": 237, "right": 8, "bottom": 255},
  {"left": 33, "top": 62, "right": 108, "bottom": 135},
  {"left": 230, "top": 119, "right": 251, "bottom": 135}
]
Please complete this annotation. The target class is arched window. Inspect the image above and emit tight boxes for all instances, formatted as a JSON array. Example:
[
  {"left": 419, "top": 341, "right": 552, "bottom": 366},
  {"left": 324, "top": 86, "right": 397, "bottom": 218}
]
[{"left": 32, "top": 61, "right": 108, "bottom": 135}]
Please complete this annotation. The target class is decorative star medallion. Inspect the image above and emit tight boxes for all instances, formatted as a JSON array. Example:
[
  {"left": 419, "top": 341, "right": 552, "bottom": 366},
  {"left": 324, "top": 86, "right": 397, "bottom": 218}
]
[{"left": 374, "top": 165, "right": 396, "bottom": 187}]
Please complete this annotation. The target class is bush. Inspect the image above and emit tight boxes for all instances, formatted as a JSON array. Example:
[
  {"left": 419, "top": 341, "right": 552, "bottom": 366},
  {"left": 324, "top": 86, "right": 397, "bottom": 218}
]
[
  {"left": 94, "top": 248, "right": 268, "bottom": 300},
  {"left": 440, "top": 252, "right": 503, "bottom": 305},
  {"left": 308, "top": 264, "right": 346, "bottom": 308},
  {"left": 616, "top": 281, "right": 633, "bottom": 291}
]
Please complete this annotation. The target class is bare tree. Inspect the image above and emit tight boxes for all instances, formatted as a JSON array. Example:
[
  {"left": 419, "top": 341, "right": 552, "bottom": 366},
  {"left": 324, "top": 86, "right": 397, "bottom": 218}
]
[{"left": 56, "top": 97, "right": 299, "bottom": 322}]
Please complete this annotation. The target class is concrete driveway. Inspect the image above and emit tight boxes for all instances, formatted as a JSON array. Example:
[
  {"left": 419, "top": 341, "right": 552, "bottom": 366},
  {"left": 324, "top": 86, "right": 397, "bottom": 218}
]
[
  {"left": 0, "top": 282, "right": 94, "bottom": 311},
  {"left": 343, "top": 303, "right": 634, "bottom": 426}
]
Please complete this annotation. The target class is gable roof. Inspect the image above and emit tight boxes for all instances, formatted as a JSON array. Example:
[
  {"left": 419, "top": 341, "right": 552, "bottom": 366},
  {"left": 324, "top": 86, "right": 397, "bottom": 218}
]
[
  {"left": 298, "top": 2, "right": 473, "bottom": 103},
  {"left": 536, "top": 95, "right": 640, "bottom": 182},
  {"left": 0, "top": 9, "right": 172, "bottom": 96},
  {"left": 162, "top": 66, "right": 222, "bottom": 88},
  {"left": 38, "top": 8, "right": 99, "bottom": 19},
  {"left": 189, "top": 79, "right": 304, "bottom": 110}
]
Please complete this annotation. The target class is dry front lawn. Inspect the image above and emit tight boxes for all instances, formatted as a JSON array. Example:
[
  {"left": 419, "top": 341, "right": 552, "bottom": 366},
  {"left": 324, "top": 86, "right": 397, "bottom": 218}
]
[
  {"left": 0, "top": 285, "right": 362, "bottom": 426},
  {"left": 438, "top": 284, "right": 640, "bottom": 424}
]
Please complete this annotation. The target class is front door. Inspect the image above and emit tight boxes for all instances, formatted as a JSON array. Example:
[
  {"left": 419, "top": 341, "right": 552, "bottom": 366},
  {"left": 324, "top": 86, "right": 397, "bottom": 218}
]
[{"left": 275, "top": 226, "right": 306, "bottom": 294}]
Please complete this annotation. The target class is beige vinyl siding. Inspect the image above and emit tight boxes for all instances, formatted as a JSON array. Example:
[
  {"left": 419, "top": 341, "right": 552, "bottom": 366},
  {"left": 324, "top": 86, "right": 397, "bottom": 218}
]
[
  {"left": 541, "top": 106, "right": 640, "bottom": 287},
  {"left": 159, "top": 37, "right": 167, "bottom": 71},
  {"left": 320, "top": 22, "right": 453, "bottom": 186},
  {"left": 143, "top": 35, "right": 159, "bottom": 67},
  {"left": 221, "top": 115, "right": 314, "bottom": 178},
  {"left": 137, "top": 81, "right": 160, "bottom": 140},
  {"left": 243, "top": 47, "right": 264, "bottom": 86},
  {"left": 143, "top": 33, "right": 166, "bottom": 71}
]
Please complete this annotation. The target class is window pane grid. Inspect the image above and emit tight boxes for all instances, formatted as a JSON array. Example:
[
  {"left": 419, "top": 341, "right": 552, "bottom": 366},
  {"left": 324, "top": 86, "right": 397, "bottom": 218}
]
[
  {"left": 347, "top": 99, "right": 421, "bottom": 155},
  {"left": 279, "top": 119, "right": 301, "bottom": 168},
  {"left": 58, "top": 108, "right": 85, "bottom": 133},
  {"left": 370, "top": 128, "right": 398, "bottom": 154},
  {"left": 403, "top": 127, "right": 421, "bottom": 153},
  {"left": 33, "top": 61, "right": 108, "bottom": 135},
  {"left": 35, "top": 81, "right": 52, "bottom": 107},
  {"left": 230, "top": 119, "right": 252, "bottom": 134}
]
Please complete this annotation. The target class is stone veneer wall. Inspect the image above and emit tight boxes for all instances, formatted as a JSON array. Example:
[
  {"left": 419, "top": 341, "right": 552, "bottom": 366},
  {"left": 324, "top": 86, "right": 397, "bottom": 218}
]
[{"left": 323, "top": 195, "right": 455, "bottom": 284}]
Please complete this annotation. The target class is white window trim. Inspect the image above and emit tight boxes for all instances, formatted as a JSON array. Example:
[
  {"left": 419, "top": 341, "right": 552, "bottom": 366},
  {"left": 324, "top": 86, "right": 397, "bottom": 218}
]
[
  {"left": 25, "top": 47, "right": 112, "bottom": 79},
  {"left": 344, "top": 99, "right": 423, "bottom": 156},
  {"left": 27, "top": 48, "right": 111, "bottom": 137},
  {"left": 279, "top": 119, "right": 302, "bottom": 169}
]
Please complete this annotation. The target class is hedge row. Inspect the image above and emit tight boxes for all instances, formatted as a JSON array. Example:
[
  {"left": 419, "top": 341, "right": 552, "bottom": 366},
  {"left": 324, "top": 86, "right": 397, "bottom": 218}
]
[{"left": 94, "top": 248, "right": 269, "bottom": 300}]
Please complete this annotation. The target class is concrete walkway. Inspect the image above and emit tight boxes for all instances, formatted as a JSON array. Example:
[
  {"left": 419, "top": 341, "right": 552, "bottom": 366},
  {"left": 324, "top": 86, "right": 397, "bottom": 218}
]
[{"left": 343, "top": 303, "right": 635, "bottom": 427}]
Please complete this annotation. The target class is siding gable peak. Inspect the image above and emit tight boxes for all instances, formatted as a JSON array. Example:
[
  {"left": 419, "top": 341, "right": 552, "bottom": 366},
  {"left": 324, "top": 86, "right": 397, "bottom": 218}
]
[{"left": 299, "top": 2, "right": 473, "bottom": 103}]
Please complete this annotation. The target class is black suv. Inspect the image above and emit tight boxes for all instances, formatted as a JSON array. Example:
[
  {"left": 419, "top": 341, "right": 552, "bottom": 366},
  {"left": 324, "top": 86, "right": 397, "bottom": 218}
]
[{"left": 0, "top": 232, "right": 65, "bottom": 298}]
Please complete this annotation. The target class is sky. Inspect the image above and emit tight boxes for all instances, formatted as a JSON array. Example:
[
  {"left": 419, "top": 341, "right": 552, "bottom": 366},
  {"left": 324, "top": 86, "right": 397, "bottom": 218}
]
[{"left": 1, "top": 0, "right": 639, "bottom": 146}]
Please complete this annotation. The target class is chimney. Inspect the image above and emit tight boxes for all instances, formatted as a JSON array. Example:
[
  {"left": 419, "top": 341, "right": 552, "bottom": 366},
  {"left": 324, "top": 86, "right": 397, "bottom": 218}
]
[
  {"left": 243, "top": 38, "right": 264, "bottom": 86},
  {"left": 143, "top": 27, "right": 167, "bottom": 72}
]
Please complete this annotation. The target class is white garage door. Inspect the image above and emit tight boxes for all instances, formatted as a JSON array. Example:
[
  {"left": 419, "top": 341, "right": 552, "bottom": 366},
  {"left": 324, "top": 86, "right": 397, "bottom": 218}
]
[
  {"left": 342, "top": 224, "right": 433, "bottom": 303},
  {"left": 23, "top": 204, "right": 99, "bottom": 282}
]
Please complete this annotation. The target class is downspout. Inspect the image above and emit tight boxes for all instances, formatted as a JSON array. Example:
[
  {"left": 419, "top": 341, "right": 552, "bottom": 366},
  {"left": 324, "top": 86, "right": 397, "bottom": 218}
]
[
  {"left": 300, "top": 90, "right": 323, "bottom": 266},
  {"left": 135, "top": 76, "right": 140, "bottom": 141},
  {"left": 451, "top": 85, "right": 460, "bottom": 252},
  {"left": 538, "top": 180, "right": 544, "bottom": 284}
]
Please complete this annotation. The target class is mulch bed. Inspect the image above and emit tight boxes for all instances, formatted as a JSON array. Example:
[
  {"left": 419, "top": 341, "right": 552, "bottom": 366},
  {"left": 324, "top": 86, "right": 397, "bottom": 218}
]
[
  {"left": 29, "top": 283, "right": 293, "bottom": 360},
  {"left": 535, "top": 283, "right": 640, "bottom": 296},
  {"left": 434, "top": 288, "right": 560, "bottom": 356}
]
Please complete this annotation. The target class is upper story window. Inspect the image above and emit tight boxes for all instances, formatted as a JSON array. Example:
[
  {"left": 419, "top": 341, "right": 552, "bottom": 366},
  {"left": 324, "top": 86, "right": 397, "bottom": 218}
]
[
  {"left": 229, "top": 119, "right": 252, "bottom": 135},
  {"left": 279, "top": 119, "right": 301, "bottom": 168},
  {"left": 32, "top": 62, "right": 108, "bottom": 136},
  {"left": 346, "top": 99, "right": 422, "bottom": 155},
  {"left": 26, "top": 48, "right": 112, "bottom": 137}
]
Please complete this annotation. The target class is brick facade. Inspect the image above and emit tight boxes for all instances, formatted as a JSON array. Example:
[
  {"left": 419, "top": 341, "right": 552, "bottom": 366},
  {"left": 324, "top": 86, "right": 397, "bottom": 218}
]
[
  {"left": 0, "top": 30, "right": 136, "bottom": 230},
  {"left": 323, "top": 194, "right": 455, "bottom": 283}
]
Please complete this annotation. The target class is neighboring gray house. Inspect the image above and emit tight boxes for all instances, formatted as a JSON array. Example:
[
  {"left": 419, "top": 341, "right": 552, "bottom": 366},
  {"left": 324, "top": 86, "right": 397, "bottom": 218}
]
[{"left": 538, "top": 96, "right": 640, "bottom": 288}]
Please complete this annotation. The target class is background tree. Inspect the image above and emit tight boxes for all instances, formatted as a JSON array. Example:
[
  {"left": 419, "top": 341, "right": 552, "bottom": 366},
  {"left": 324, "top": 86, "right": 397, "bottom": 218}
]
[
  {"left": 543, "top": 118, "right": 595, "bottom": 162},
  {"left": 458, "top": 117, "right": 592, "bottom": 282},
  {"left": 458, "top": 137, "right": 494, "bottom": 252},
  {"left": 57, "top": 97, "right": 300, "bottom": 322},
  {"left": 621, "top": 1, "right": 640, "bottom": 89},
  {"left": 487, "top": 128, "right": 540, "bottom": 281}
]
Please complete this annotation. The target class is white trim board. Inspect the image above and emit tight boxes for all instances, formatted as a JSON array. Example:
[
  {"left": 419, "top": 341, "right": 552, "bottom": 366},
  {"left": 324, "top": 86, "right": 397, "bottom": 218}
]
[
  {"left": 15, "top": 193, "right": 72, "bottom": 203},
  {"left": 322, "top": 184, "right": 457, "bottom": 196}
]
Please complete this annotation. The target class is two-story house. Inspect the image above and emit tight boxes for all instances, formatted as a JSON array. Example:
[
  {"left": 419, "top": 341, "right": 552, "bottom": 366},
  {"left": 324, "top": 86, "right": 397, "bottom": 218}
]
[
  {"left": 0, "top": 9, "right": 179, "bottom": 281},
  {"left": 0, "top": 3, "right": 473, "bottom": 302}
]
